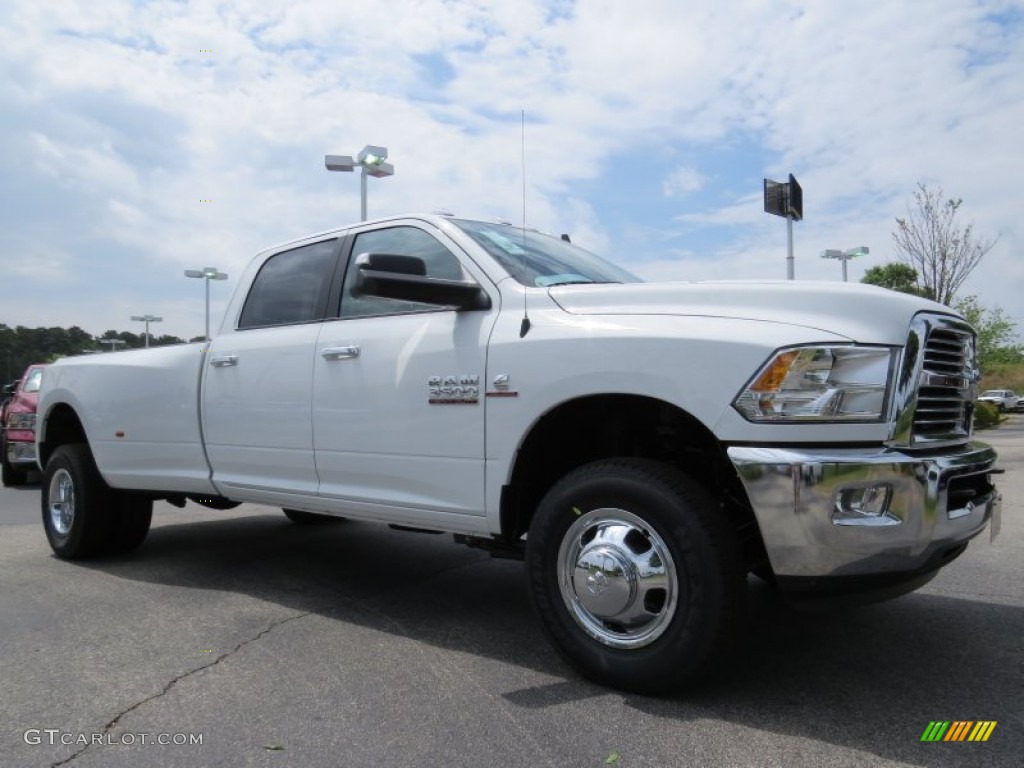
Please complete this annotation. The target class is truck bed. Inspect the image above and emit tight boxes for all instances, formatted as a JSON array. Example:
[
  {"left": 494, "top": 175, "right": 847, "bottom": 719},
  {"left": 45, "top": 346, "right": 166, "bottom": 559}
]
[{"left": 38, "top": 343, "right": 217, "bottom": 494}]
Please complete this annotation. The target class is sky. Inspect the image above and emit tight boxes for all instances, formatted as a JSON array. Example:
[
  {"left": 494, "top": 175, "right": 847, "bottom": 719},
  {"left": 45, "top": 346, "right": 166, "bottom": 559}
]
[{"left": 1, "top": 0, "right": 1022, "bottom": 341}]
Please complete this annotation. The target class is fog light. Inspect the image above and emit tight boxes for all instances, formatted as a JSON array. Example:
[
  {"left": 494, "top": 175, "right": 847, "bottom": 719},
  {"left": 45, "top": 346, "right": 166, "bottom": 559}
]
[{"left": 833, "top": 484, "right": 900, "bottom": 526}]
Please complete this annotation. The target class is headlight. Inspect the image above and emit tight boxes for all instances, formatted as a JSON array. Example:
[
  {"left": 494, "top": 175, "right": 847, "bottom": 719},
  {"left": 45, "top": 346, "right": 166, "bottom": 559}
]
[
  {"left": 734, "top": 345, "right": 895, "bottom": 422},
  {"left": 7, "top": 412, "right": 36, "bottom": 430}
]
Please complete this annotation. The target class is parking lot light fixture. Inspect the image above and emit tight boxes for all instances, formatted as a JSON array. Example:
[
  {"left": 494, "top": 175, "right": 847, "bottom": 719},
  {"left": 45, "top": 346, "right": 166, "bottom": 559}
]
[
  {"left": 184, "top": 267, "right": 228, "bottom": 341},
  {"left": 325, "top": 144, "right": 395, "bottom": 221},
  {"left": 130, "top": 314, "right": 163, "bottom": 348},
  {"left": 324, "top": 154, "right": 355, "bottom": 172},
  {"left": 820, "top": 246, "right": 869, "bottom": 282}
]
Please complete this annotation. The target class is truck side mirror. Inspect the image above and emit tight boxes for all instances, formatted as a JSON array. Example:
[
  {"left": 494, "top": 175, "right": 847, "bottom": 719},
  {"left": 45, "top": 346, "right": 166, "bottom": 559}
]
[
  {"left": 354, "top": 253, "right": 491, "bottom": 311},
  {"left": 360, "top": 253, "right": 426, "bottom": 276}
]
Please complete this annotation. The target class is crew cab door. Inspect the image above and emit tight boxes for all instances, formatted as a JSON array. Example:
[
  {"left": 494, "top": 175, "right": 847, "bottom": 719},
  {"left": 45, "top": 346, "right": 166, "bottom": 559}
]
[
  {"left": 202, "top": 238, "right": 341, "bottom": 500},
  {"left": 311, "top": 223, "right": 497, "bottom": 522}
]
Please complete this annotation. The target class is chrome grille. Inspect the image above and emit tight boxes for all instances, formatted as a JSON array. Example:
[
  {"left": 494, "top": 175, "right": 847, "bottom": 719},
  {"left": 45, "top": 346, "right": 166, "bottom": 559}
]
[
  {"left": 911, "top": 322, "right": 974, "bottom": 444},
  {"left": 889, "top": 314, "right": 977, "bottom": 449}
]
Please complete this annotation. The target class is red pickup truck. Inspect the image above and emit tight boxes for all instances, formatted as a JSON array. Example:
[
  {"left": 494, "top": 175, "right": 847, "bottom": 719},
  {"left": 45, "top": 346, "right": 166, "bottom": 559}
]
[{"left": 1, "top": 364, "right": 46, "bottom": 486}]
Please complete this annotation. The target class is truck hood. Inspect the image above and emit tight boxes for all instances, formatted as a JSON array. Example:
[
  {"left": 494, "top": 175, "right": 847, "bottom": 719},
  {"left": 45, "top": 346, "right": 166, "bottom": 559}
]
[{"left": 548, "top": 280, "right": 958, "bottom": 344}]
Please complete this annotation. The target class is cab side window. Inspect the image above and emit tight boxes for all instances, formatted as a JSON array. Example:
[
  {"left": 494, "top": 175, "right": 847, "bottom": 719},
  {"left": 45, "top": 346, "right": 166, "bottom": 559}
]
[
  {"left": 238, "top": 240, "right": 338, "bottom": 329},
  {"left": 340, "top": 227, "right": 465, "bottom": 318}
]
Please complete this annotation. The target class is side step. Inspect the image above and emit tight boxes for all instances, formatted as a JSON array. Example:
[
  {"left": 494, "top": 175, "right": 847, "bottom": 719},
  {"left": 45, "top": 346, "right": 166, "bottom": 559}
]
[
  {"left": 388, "top": 524, "right": 444, "bottom": 534},
  {"left": 452, "top": 534, "right": 525, "bottom": 561}
]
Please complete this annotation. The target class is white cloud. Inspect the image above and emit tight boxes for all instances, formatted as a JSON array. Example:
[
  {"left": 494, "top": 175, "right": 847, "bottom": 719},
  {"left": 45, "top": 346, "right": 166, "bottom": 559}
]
[
  {"left": 0, "top": 0, "right": 1021, "bottom": 337},
  {"left": 4, "top": 247, "right": 74, "bottom": 282},
  {"left": 662, "top": 166, "right": 704, "bottom": 198}
]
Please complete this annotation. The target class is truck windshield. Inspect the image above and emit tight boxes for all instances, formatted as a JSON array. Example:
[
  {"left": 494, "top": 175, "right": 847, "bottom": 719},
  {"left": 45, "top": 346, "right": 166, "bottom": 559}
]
[
  {"left": 22, "top": 368, "right": 44, "bottom": 393},
  {"left": 451, "top": 218, "right": 641, "bottom": 287}
]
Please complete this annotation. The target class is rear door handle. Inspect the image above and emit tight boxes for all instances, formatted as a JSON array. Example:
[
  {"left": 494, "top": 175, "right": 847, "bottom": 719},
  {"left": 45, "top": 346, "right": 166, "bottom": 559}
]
[
  {"left": 321, "top": 345, "right": 360, "bottom": 361},
  {"left": 209, "top": 354, "right": 238, "bottom": 367}
]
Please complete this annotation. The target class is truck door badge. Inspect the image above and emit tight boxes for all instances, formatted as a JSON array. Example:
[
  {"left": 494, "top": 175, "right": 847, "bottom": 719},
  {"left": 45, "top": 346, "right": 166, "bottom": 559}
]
[
  {"left": 428, "top": 375, "right": 480, "bottom": 405},
  {"left": 486, "top": 373, "right": 519, "bottom": 398}
]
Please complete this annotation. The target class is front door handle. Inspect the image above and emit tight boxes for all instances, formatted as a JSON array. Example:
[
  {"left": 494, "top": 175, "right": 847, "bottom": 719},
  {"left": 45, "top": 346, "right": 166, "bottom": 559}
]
[
  {"left": 209, "top": 354, "right": 238, "bottom": 367},
  {"left": 321, "top": 345, "right": 360, "bottom": 361}
]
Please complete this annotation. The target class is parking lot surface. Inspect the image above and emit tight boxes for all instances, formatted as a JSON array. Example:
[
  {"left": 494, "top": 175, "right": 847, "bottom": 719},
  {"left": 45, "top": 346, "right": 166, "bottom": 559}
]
[{"left": 2, "top": 420, "right": 1021, "bottom": 767}]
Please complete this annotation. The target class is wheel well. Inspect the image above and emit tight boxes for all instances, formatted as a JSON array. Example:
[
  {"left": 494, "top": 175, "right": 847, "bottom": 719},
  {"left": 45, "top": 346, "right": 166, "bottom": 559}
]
[
  {"left": 39, "top": 404, "right": 88, "bottom": 468},
  {"left": 501, "top": 395, "right": 767, "bottom": 570}
]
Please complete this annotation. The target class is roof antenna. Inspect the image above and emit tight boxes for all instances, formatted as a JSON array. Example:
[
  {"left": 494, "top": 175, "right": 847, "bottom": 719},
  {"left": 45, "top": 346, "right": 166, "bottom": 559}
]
[{"left": 519, "top": 108, "right": 531, "bottom": 338}]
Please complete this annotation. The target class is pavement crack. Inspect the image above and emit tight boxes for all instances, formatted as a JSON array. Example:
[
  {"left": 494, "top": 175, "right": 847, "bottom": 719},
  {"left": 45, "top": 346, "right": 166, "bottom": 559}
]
[{"left": 51, "top": 610, "right": 311, "bottom": 768}]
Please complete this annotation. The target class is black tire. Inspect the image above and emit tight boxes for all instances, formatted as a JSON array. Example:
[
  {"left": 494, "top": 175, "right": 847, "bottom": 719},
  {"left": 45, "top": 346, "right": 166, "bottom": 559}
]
[
  {"left": 108, "top": 494, "right": 153, "bottom": 553},
  {"left": 526, "top": 458, "right": 744, "bottom": 694},
  {"left": 1, "top": 437, "right": 28, "bottom": 486},
  {"left": 41, "top": 443, "right": 152, "bottom": 559},
  {"left": 751, "top": 565, "right": 777, "bottom": 585},
  {"left": 282, "top": 508, "right": 344, "bottom": 525},
  {"left": 997, "top": 403, "right": 1006, "bottom": 412}
]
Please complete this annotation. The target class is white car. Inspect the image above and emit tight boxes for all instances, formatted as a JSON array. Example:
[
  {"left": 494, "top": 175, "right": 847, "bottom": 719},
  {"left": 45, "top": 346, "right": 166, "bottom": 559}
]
[{"left": 977, "top": 389, "right": 1019, "bottom": 412}]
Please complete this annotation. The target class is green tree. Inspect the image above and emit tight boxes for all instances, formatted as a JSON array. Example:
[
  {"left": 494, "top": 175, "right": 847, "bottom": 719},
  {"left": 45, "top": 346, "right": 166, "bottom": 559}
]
[
  {"left": 0, "top": 324, "right": 188, "bottom": 371},
  {"left": 955, "top": 295, "right": 1023, "bottom": 370},
  {"left": 151, "top": 334, "right": 187, "bottom": 347},
  {"left": 892, "top": 183, "right": 998, "bottom": 306},
  {"left": 861, "top": 263, "right": 933, "bottom": 298},
  {"left": 1, "top": 324, "right": 106, "bottom": 376}
]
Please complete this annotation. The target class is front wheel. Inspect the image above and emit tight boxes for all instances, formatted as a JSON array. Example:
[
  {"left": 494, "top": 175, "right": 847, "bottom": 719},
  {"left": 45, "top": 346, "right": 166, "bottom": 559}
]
[{"left": 526, "top": 458, "right": 744, "bottom": 694}]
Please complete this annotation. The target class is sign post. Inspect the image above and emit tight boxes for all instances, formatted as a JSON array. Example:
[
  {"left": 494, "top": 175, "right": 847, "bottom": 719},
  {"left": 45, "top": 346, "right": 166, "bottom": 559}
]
[{"left": 763, "top": 174, "right": 803, "bottom": 280}]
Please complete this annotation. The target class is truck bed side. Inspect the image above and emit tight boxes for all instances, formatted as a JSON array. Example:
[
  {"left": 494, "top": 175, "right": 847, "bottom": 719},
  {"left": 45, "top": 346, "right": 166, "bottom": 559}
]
[{"left": 37, "top": 343, "right": 217, "bottom": 494}]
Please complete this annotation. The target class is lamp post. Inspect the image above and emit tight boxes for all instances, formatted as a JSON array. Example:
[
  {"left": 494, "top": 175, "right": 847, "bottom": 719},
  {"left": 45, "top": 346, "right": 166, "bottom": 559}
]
[
  {"left": 820, "top": 246, "right": 869, "bottom": 282},
  {"left": 325, "top": 145, "right": 395, "bottom": 221},
  {"left": 130, "top": 314, "right": 163, "bottom": 348},
  {"left": 184, "top": 267, "right": 228, "bottom": 341}
]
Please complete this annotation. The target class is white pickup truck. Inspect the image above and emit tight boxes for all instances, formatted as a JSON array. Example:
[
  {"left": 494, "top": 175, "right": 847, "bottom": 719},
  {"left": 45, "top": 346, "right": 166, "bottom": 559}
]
[{"left": 36, "top": 214, "right": 1001, "bottom": 693}]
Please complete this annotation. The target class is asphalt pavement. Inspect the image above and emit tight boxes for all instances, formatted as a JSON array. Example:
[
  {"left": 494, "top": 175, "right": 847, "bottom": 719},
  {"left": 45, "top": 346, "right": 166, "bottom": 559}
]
[{"left": 1, "top": 421, "right": 1021, "bottom": 767}]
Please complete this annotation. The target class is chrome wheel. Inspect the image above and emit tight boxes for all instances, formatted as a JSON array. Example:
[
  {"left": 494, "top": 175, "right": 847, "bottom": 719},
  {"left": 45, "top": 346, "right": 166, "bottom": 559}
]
[
  {"left": 47, "top": 468, "right": 75, "bottom": 536},
  {"left": 557, "top": 508, "right": 678, "bottom": 649}
]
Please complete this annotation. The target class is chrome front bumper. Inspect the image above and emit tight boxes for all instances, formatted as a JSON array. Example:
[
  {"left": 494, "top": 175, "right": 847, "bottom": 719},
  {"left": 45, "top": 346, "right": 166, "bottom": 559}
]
[{"left": 728, "top": 441, "right": 1000, "bottom": 579}]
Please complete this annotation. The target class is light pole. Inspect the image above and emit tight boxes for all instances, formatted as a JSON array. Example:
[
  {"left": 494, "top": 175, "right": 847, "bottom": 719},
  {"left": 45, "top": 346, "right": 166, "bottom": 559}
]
[
  {"left": 130, "top": 314, "right": 163, "bottom": 348},
  {"left": 820, "top": 246, "right": 869, "bottom": 282},
  {"left": 325, "top": 145, "right": 395, "bottom": 221},
  {"left": 184, "top": 267, "right": 228, "bottom": 341}
]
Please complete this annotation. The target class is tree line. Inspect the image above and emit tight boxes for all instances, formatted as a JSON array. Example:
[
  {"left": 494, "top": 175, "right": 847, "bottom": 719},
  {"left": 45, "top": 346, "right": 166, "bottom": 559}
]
[
  {"left": 0, "top": 324, "right": 201, "bottom": 384},
  {"left": 860, "top": 183, "right": 1020, "bottom": 372}
]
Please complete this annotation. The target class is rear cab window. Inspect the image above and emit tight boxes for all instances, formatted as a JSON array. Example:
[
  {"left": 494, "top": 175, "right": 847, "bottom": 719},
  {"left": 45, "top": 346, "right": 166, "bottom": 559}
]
[{"left": 238, "top": 239, "right": 339, "bottom": 329}]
